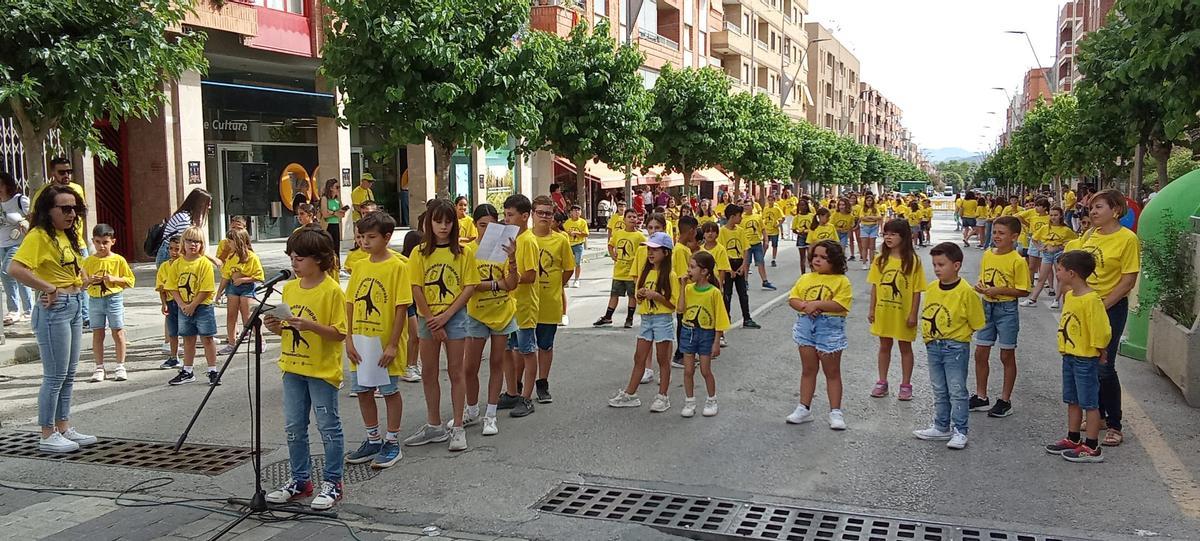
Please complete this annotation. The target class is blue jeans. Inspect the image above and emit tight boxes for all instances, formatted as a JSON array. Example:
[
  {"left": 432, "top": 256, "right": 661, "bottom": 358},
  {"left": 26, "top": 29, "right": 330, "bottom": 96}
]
[
  {"left": 0, "top": 245, "right": 33, "bottom": 315},
  {"left": 926, "top": 339, "right": 970, "bottom": 434},
  {"left": 34, "top": 292, "right": 84, "bottom": 428},
  {"left": 1062, "top": 355, "right": 1100, "bottom": 410},
  {"left": 1099, "top": 297, "right": 1128, "bottom": 430},
  {"left": 281, "top": 372, "right": 344, "bottom": 483},
  {"left": 982, "top": 221, "right": 993, "bottom": 249},
  {"left": 79, "top": 246, "right": 90, "bottom": 323}
]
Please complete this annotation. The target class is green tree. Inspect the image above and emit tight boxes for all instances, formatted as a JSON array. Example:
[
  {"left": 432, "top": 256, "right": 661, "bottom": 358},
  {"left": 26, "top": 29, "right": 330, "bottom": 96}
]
[
  {"left": 1009, "top": 99, "right": 1054, "bottom": 188},
  {"left": 321, "top": 0, "right": 557, "bottom": 198},
  {"left": 723, "top": 92, "right": 795, "bottom": 197},
  {"left": 0, "top": 0, "right": 207, "bottom": 190},
  {"left": 644, "top": 66, "right": 741, "bottom": 196}
]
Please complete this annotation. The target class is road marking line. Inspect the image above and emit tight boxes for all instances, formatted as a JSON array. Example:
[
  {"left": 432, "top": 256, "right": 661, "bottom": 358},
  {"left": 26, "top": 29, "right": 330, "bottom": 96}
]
[
  {"left": 731, "top": 289, "right": 793, "bottom": 328},
  {"left": 1122, "top": 388, "right": 1200, "bottom": 519}
]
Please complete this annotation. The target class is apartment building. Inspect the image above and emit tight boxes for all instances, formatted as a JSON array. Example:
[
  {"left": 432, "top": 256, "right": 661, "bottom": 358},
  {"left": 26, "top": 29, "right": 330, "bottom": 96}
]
[
  {"left": 804, "top": 23, "right": 860, "bottom": 139},
  {"left": 709, "top": 0, "right": 812, "bottom": 121},
  {"left": 858, "top": 83, "right": 906, "bottom": 159},
  {"left": 1054, "top": 0, "right": 1115, "bottom": 92}
]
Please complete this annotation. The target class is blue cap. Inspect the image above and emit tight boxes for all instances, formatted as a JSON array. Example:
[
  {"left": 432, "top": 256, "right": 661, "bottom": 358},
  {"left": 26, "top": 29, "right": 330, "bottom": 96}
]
[{"left": 644, "top": 231, "right": 674, "bottom": 250}]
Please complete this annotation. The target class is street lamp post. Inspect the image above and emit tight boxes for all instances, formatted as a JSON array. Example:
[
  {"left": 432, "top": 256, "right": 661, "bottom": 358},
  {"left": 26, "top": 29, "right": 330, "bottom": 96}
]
[
  {"left": 780, "top": 38, "right": 830, "bottom": 109},
  {"left": 1004, "top": 30, "right": 1056, "bottom": 94}
]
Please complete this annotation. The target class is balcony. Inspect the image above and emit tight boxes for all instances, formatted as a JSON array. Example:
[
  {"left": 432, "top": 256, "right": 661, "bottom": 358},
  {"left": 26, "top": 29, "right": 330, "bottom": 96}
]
[
  {"left": 1058, "top": 41, "right": 1073, "bottom": 58},
  {"left": 530, "top": 1, "right": 584, "bottom": 37},
  {"left": 639, "top": 29, "right": 680, "bottom": 51},
  {"left": 712, "top": 22, "right": 753, "bottom": 56}
]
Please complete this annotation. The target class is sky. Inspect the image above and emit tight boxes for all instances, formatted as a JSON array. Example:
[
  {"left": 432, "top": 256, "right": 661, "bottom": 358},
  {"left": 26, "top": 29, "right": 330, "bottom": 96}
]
[{"left": 808, "top": 0, "right": 1063, "bottom": 155}]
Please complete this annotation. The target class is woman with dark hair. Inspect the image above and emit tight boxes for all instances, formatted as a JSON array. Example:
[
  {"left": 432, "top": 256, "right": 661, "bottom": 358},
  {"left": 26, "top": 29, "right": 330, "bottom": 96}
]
[
  {"left": 156, "top": 189, "right": 212, "bottom": 266},
  {"left": 319, "top": 179, "right": 347, "bottom": 247},
  {"left": 8, "top": 185, "right": 96, "bottom": 453},
  {"left": 0, "top": 171, "right": 33, "bottom": 324}
]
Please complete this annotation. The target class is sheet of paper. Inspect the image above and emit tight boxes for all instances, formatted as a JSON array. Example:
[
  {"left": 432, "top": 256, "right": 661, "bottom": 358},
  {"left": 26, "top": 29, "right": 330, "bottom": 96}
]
[
  {"left": 351, "top": 334, "right": 390, "bottom": 387},
  {"left": 265, "top": 301, "right": 294, "bottom": 320},
  {"left": 476, "top": 223, "right": 519, "bottom": 263}
]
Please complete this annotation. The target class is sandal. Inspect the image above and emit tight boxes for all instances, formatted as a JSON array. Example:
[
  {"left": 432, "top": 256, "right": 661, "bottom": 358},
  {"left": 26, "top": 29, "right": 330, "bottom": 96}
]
[{"left": 1102, "top": 429, "right": 1124, "bottom": 447}]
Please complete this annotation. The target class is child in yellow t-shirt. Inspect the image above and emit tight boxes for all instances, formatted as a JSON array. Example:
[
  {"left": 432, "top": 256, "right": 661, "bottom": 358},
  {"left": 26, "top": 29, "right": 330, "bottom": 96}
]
[
  {"left": 564, "top": 205, "right": 589, "bottom": 288},
  {"left": 1023, "top": 206, "right": 1077, "bottom": 308},
  {"left": 970, "top": 216, "right": 1031, "bottom": 418},
  {"left": 166, "top": 227, "right": 219, "bottom": 386},
  {"left": 677, "top": 251, "right": 729, "bottom": 417},
  {"left": 81, "top": 224, "right": 135, "bottom": 382},
  {"left": 214, "top": 228, "right": 264, "bottom": 357},
  {"left": 868, "top": 219, "right": 925, "bottom": 401},
  {"left": 596, "top": 208, "right": 644, "bottom": 328},
  {"left": 762, "top": 195, "right": 785, "bottom": 267},
  {"left": 785, "top": 240, "right": 853, "bottom": 430},
  {"left": 157, "top": 236, "right": 183, "bottom": 369},
  {"left": 608, "top": 232, "right": 678, "bottom": 410}
]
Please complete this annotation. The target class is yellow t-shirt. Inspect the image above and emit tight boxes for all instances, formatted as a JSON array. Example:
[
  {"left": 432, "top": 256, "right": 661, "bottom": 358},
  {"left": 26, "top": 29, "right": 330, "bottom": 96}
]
[
  {"left": 279, "top": 275, "right": 347, "bottom": 388},
  {"left": 868, "top": 255, "right": 926, "bottom": 341},
  {"left": 513, "top": 229, "right": 541, "bottom": 329},
  {"left": 830, "top": 211, "right": 855, "bottom": 233},
  {"left": 920, "top": 279, "right": 986, "bottom": 343},
  {"left": 12, "top": 228, "right": 83, "bottom": 289},
  {"left": 789, "top": 272, "right": 853, "bottom": 317},
  {"left": 1063, "top": 190, "right": 1077, "bottom": 210},
  {"left": 1035, "top": 224, "right": 1077, "bottom": 250},
  {"left": 1079, "top": 227, "right": 1140, "bottom": 300},
  {"left": 343, "top": 249, "right": 368, "bottom": 272},
  {"left": 170, "top": 256, "right": 216, "bottom": 305},
  {"left": 792, "top": 212, "right": 815, "bottom": 234},
  {"left": 564, "top": 217, "right": 589, "bottom": 246},
  {"left": 156, "top": 258, "right": 178, "bottom": 293},
  {"left": 458, "top": 215, "right": 478, "bottom": 242},
  {"left": 857, "top": 205, "right": 883, "bottom": 226},
  {"left": 635, "top": 267, "right": 679, "bottom": 315},
  {"left": 961, "top": 199, "right": 979, "bottom": 219},
  {"left": 407, "top": 244, "right": 479, "bottom": 316},
  {"left": 609, "top": 228, "right": 645, "bottom": 280},
  {"left": 806, "top": 223, "right": 838, "bottom": 245},
  {"left": 762, "top": 207, "right": 783, "bottom": 236},
  {"left": 905, "top": 209, "right": 922, "bottom": 227},
  {"left": 1018, "top": 209, "right": 1049, "bottom": 244},
  {"left": 467, "top": 248, "right": 518, "bottom": 331},
  {"left": 681, "top": 284, "right": 730, "bottom": 332},
  {"left": 220, "top": 250, "right": 265, "bottom": 282},
  {"left": 1003, "top": 204, "right": 1021, "bottom": 217},
  {"left": 216, "top": 238, "right": 231, "bottom": 261},
  {"left": 921, "top": 207, "right": 934, "bottom": 222},
  {"left": 741, "top": 214, "right": 763, "bottom": 246},
  {"left": 348, "top": 253, "right": 412, "bottom": 374},
  {"left": 81, "top": 253, "right": 135, "bottom": 298},
  {"left": 350, "top": 186, "right": 375, "bottom": 222},
  {"left": 696, "top": 243, "right": 733, "bottom": 274},
  {"left": 671, "top": 243, "right": 693, "bottom": 282},
  {"left": 606, "top": 214, "right": 626, "bottom": 233},
  {"left": 978, "top": 249, "right": 1031, "bottom": 302},
  {"left": 954, "top": 199, "right": 964, "bottom": 213},
  {"left": 697, "top": 214, "right": 718, "bottom": 226},
  {"left": 534, "top": 231, "right": 576, "bottom": 324},
  {"left": 785, "top": 197, "right": 799, "bottom": 216},
  {"left": 714, "top": 202, "right": 728, "bottom": 219},
  {"left": 1059, "top": 290, "right": 1112, "bottom": 357},
  {"left": 719, "top": 225, "right": 748, "bottom": 260}
]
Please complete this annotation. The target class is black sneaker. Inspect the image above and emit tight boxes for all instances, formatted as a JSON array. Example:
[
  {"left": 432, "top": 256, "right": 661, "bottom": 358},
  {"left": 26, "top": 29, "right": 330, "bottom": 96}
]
[
  {"left": 159, "top": 357, "right": 181, "bottom": 370},
  {"left": 592, "top": 316, "right": 613, "bottom": 327},
  {"left": 510, "top": 397, "right": 535, "bottom": 418},
  {"left": 770, "top": 260, "right": 777, "bottom": 267},
  {"left": 848, "top": 255, "right": 856, "bottom": 261},
  {"left": 497, "top": 392, "right": 521, "bottom": 410},
  {"left": 535, "top": 379, "right": 552, "bottom": 404},
  {"left": 743, "top": 320, "right": 761, "bottom": 329},
  {"left": 168, "top": 369, "right": 195, "bottom": 385},
  {"left": 968, "top": 394, "right": 990, "bottom": 412},
  {"left": 987, "top": 399, "right": 1013, "bottom": 418},
  {"left": 623, "top": 318, "right": 634, "bottom": 329},
  {"left": 207, "top": 371, "right": 221, "bottom": 386}
]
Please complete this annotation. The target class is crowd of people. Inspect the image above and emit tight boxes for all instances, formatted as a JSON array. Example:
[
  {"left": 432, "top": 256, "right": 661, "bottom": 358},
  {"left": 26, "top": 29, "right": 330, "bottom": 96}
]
[{"left": 3, "top": 158, "right": 1141, "bottom": 511}]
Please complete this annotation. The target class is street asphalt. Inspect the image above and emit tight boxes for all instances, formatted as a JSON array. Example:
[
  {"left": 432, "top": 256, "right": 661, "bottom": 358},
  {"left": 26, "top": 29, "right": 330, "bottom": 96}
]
[{"left": 0, "top": 214, "right": 1197, "bottom": 540}]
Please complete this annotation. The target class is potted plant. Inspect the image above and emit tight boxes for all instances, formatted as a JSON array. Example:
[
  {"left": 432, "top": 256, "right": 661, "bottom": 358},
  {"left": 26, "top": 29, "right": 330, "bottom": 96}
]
[{"left": 1143, "top": 210, "right": 1200, "bottom": 406}]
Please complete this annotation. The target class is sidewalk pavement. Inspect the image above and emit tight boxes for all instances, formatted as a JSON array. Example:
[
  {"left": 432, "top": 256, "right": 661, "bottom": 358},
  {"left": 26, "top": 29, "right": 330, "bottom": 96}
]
[{"left": 0, "top": 230, "right": 613, "bottom": 367}]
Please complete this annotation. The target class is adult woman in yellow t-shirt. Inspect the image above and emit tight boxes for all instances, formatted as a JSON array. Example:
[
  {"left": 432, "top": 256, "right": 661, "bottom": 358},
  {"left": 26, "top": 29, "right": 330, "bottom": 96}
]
[{"left": 8, "top": 185, "right": 96, "bottom": 453}]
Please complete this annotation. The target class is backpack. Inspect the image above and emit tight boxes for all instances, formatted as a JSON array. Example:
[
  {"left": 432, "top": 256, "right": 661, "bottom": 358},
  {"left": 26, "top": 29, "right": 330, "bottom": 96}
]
[{"left": 144, "top": 219, "right": 167, "bottom": 257}]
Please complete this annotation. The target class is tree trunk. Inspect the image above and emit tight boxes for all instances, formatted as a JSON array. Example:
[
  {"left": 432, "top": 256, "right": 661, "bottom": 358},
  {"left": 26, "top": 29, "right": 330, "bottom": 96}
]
[
  {"left": 575, "top": 155, "right": 590, "bottom": 221},
  {"left": 682, "top": 167, "right": 695, "bottom": 204},
  {"left": 431, "top": 140, "right": 455, "bottom": 200},
  {"left": 1150, "top": 139, "right": 1171, "bottom": 192},
  {"left": 1132, "top": 143, "right": 1144, "bottom": 197}
]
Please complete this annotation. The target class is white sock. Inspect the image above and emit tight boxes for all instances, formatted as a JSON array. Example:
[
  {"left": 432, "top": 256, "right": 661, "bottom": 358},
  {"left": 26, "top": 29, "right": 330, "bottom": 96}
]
[
  {"left": 485, "top": 404, "right": 498, "bottom": 417},
  {"left": 467, "top": 404, "right": 480, "bottom": 417},
  {"left": 182, "top": 366, "right": 194, "bottom": 374}
]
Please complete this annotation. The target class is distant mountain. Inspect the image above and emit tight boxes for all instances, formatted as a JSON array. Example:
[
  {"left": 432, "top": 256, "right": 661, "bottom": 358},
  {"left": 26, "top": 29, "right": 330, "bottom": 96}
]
[{"left": 926, "top": 147, "right": 982, "bottom": 163}]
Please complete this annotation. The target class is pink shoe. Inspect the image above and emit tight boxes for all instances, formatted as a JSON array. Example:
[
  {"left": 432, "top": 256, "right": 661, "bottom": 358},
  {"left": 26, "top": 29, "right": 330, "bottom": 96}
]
[
  {"left": 898, "top": 384, "right": 914, "bottom": 401},
  {"left": 870, "top": 380, "right": 888, "bottom": 398}
]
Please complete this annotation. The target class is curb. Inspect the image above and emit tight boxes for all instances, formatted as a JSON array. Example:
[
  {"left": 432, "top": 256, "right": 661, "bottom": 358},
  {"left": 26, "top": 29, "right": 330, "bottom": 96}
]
[{"left": 1, "top": 324, "right": 167, "bottom": 368}]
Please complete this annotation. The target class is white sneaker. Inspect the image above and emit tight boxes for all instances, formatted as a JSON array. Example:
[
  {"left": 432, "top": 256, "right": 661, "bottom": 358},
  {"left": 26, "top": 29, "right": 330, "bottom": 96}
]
[
  {"left": 860, "top": 262, "right": 868, "bottom": 270},
  {"left": 608, "top": 390, "right": 641, "bottom": 408},
  {"left": 1019, "top": 299, "right": 1037, "bottom": 307},
  {"left": 913, "top": 426, "right": 953, "bottom": 440},
  {"left": 61, "top": 427, "right": 98, "bottom": 446},
  {"left": 680, "top": 398, "right": 697, "bottom": 418},
  {"left": 561, "top": 315, "right": 570, "bottom": 326},
  {"left": 829, "top": 409, "right": 847, "bottom": 430},
  {"left": 947, "top": 429, "right": 968, "bottom": 449},
  {"left": 38, "top": 432, "right": 80, "bottom": 453},
  {"left": 90, "top": 367, "right": 105, "bottom": 383},
  {"left": 482, "top": 416, "right": 499, "bottom": 436},
  {"left": 216, "top": 344, "right": 235, "bottom": 355},
  {"left": 461, "top": 408, "right": 479, "bottom": 427},
  {"left": 719, "top": 336, "right": 728, "bottom": 348},
  {"left": 786, "top": 404, "right": 813, "bottom": 424},
  {"left": 649, "top": 394, "right": 671, "bottom": 413},
  {"left": 400, "top": 365, "right": 421, "bottom": 382},
  {"left": 447, "top": 426, "right": 467, "bottom": 452},
  {"left": 1049, "top": 300, "right": 1061, "bottom": 310},
  {"left": 571, "top": 279, "right": 580, "bottom": 288},
  {"left": 113, "top": 365, "right": 127, "bottom": 382},
  {"left": 702, "top": 397, "right": 719, "bottom": 417},
  {"left": 640, "top": 368, "right": 653, "bottom": 384}
]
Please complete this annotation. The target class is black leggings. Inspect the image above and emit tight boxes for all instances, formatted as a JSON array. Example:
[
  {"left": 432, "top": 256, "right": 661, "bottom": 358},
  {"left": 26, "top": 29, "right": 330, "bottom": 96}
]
[
  {"left": 722, "top": 258, "right": 751, "bottom": 320},
  {"left": 1098, "top": 297, "right": 1129, "bottom": 431},
  {"left": 326, "top": 222, "right": 342, "bottom": 246}
]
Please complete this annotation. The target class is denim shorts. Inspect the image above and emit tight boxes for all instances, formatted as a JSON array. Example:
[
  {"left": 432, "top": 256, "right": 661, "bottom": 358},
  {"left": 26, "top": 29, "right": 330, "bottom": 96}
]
[
  {"left": 860, "top": 224, "right": 879, "bottom": 238},
  {"left": 638, "top": 313, "right": 676, "bottom": 343},
  {"left": 535, "top": 323, "right": 558, "bottom": 350},
  {"left": 795, "top": 236, "right": 809, "bottom": 248},
  {"left": 837, "top": 231, "right": 849, "bottom": 247},
  {"left": 88, "top": 293, "right": 125, "bottom": 330},
  {"left": 611, "top": 279, "right": 636, "bottom": 297},
  {"left": 407, "top": 305, "right": 417, "bottom": 318},
  {"left": 417, "top": 309, "right": 468, "bottom": 340},
  {"left": 166, "top": 300, "right": 179, "bottom": 338},
  {"left": 1041, "top": 248, "right": 1064, "bottom": 265},
  {"left": 507, "top": 327, "right": 537, "bottom": 354},
  {"left": 571, "top": 243, "right": 584, "bottom": 266},
  {"left": 975, "top": 300, "right": 1019, "bottom": 349},
  {"left": 746, "top": 243, "right": 765, "bottom": 266},
  {"left": 793, "top": 314, "right": 847, "bottom": 353},
  {"left": 1062, "top": 355, "right": 1100, "bottom": 410},
  {"left": 679, "top": 325, "right": 716, "bottom": 355},
  {"left": 178, "top": 303, "right": 217, "bottom": 337},
  {"left": 464, "top": 315, "right": 518, "bottom": 339},
  {"left": 911, "top": 223, "right": 924, "bottom": 234},
  {"left": 350, "top": 372, "right": 400, "bottom": 396},
  {"left": 767, "top": 234, "right": 779, "bottom": 248},
  {"left": 226, "top": 282, "right": 257, "bottom": 297},
  {"left": 1027, "top": 241, "right": 1043, "bottom": 258},
  {"left": 962, "top": 217, "right": 977, "bottom": 228}
]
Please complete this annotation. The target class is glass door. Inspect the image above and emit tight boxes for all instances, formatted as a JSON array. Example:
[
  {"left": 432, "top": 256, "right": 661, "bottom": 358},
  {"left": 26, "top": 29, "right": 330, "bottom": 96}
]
[{"left": 216, "top": 144, "right": 253, "bottom": 242}]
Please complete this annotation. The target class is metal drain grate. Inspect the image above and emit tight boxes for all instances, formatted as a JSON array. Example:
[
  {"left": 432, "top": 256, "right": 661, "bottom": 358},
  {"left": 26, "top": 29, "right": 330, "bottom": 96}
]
[
  {"left": 262, "top": 455, "right": 381, "bottom": 486},
  {"left": 534, "top": 482, "right": 1084, "bottom": 541},
  {"left": 0, "top": 431, "right": 251, "bottom": 475}
]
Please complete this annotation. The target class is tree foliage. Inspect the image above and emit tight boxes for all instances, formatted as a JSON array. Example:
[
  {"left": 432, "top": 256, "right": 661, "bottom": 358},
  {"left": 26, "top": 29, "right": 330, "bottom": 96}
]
[
  {"left": 0, "top": 0, "right": 207, "bottom": 189},
  {"left": 723, "top": 92, "right": 795, "bottom": 187},
  {"left": 644, "top": 66, "right": 741, "bottom": 192}
]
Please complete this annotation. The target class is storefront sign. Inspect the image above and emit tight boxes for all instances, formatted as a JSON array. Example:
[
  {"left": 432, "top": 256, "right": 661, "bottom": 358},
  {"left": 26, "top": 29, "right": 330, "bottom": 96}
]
[
  {"left": 188, "top": 161, "right": 201, "bottom": 185},
  {"left": 205, "top": 119, "right": 249, "bottom": 132},
  {"left": 341, "top": 168, "right": 351, "bottom": 187}
]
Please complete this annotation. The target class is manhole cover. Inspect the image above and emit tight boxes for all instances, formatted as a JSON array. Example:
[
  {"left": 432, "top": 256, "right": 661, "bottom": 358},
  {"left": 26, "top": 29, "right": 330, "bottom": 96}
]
[
  {"left": 534, "top": 482, "right": 1085, "bottom": 541},
  {"left": 262, "top": 455, "right": 381, "bottom": 486},
  {"left": 0, "top": 431, "right": 251, "bottom": 475}
]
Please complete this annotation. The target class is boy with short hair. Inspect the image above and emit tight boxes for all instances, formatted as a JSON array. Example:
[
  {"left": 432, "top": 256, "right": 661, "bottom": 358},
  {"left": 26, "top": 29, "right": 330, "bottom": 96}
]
[
  {"left": 740, "top": 201, "right": 776, "bottom": 291},
  {"left": 503, "top": 194, "right": 541, "bottom": 417},
  {"left": 762, "top": 195, "right": 784, "bottom": 267},
  {"left": 719, "top": 204, "right": 759, "bottom": 330},
  {"left": 594, "top": 208, "right": 644, "bottom": 329},
  {"left": 343, "top": 212, "right": 411, "bottom": 469},
  {"left": 564, "top": 205, "right": 589, "bottom": 288},
  {"left": 913, "top": 242, "right": 985, "bottom": 449},
  {"left": 167, "top": 227, "right": 220, "bottom": 386},
  {"left": 82, "top": 224, "right": 135, "bottom": 382},
  {"left": 157, "top": 237, "right": 183, "bottom": 369},
  {"left": 970, "top": 216, "right": 1030, "bottom": 418},
  {"left": 671, "top": 216, "right": 700, "bottom": 366},
  {"left": 530, "top": 196, "right": 575, "bottom": 403},
  {"left": 1045, "top": 250, "right": 1111, "bottom": 463}
]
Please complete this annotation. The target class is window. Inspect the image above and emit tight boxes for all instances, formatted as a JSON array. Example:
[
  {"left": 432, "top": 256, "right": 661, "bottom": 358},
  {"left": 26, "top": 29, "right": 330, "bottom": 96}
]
[
  {"left": 639, "top": 0, "right": 658, "bottom": 31},
  {"left": 594, "top": 0, "right": 607, "bottom": 17},
  {"left": 743, "top": 63, "right": 751, "bottom": 84},
  {"left": 253, "top": 0, "right": 304, "bottom": 14},
  {"left": 698, "top": 32, "right": 706, "bottom": 56},
  {"left": 743, "top": 14, "right": 751, "bottom": 33}
]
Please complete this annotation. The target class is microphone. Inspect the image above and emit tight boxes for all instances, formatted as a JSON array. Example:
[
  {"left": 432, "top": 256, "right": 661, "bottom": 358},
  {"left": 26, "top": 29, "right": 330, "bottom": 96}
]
[{"left": 256, "top": 269, "right": 293, "bottom": 293}]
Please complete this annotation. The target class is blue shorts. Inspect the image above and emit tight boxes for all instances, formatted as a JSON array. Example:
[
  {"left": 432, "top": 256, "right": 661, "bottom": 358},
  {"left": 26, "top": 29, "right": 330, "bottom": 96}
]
[
  {"left": 407, "top": 305, "right": 417, "bottom": 318},
  {"left": 795, "top": 236, "right": 808, "bottom": 248},
  {"left": 226, "top": 282, "right": 257, "bottom": 297},
  {"left": 793, "top": 314, "right": 847, "bottom": 353},
  {"left": 535, "top": 323, "right": 558, "bottom": 350},
  {"left": 638, "top": 313, "right": 676, "bottom": 343},
  {"left": 962, "top": 217, "right": 977, "bottom": 228},
  {"left": 571, "top": 243, "right": 584, "bottom": 266},
  {"left": 911, "top": 223, "right": 924, "bottom": 234},
  {"left": 746, "top": 243, "right": 765, "bottom": 266},
  {"left": 178, "top": 304, "right": 217, "bottom": 337},
  {"left": 1062, "top": 355, "right": 1100, "bottom": 410},
  {"left": 507, "top": 327, "right": 537, "bottom": 354},
  {"left": 767, "top": 234, "right": 779, "bottom": 248},
  {"left": 837, "top": 231, "right": 849, "bottom": 247},
  {"left": 416, "top": 309, "right": 468, "bottom": 340},
  {"left": 166, "top": 300, "right": 179, "bottom": 338},
  {"left": 88, "top": 293, "right": 125, "bottom": 330},
  {"left": 860, "top": 224, "right": 879, "bottom": 238},
  {"left": 679, "top": 325, "right": 716, "bottom": 356},
  {"left": 975, "top": 300, "right": 1019, "bottom": 350},
  {"left": 1027, "top": 242, "right": 1043, "bottom": 258},
  {"left": 1041, "top": 248, "right": 1064, "bottom": 265},
  {"left": 464, "top": 315, "right": 518, "bottom": 339},
  {"left": 350, "top": 372, "right": 400, "bottom": 396}
]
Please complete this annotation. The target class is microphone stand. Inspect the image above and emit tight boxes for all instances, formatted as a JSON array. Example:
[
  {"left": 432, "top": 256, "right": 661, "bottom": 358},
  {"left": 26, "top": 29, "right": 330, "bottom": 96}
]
[{"left": 173, "top": 282, "right": 336, "bottom": 540}]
